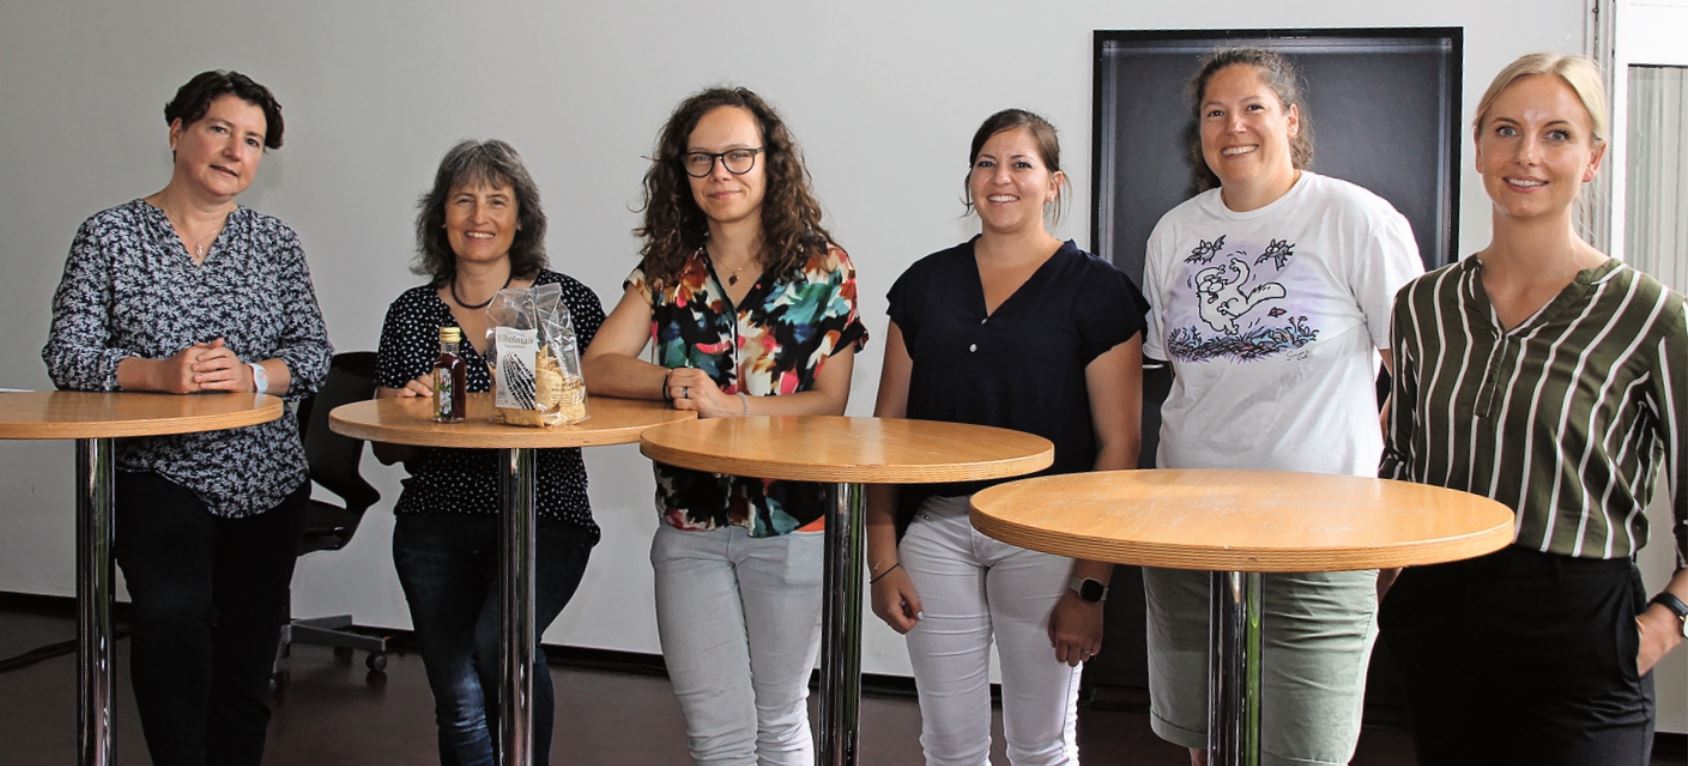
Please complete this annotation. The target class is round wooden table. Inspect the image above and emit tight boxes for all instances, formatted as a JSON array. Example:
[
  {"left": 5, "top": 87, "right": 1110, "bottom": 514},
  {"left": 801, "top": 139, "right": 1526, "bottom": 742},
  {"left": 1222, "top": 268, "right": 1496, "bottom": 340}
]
[
  {"left": 330, "top": 393, "right": 692, "bottom": 766},
  {"left": 970, "top": 468, "right": 1515, "bottom": 766},
  {"left": 640, "top": 415, "right": 1055, "bottom": 766},
  {"left": 0, "top": 391, "right": 284, "bottom": 766}
]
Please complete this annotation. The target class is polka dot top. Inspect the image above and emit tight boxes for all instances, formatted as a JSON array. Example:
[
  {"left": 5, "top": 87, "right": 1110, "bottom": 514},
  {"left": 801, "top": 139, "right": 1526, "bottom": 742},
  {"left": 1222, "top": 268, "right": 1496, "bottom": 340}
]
[{"left": 375, "top": 270, "right": 606, "bottom": 538}]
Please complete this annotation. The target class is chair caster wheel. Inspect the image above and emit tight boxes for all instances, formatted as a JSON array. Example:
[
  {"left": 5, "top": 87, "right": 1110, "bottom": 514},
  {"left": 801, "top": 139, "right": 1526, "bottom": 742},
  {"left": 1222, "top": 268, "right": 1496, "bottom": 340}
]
[{"left": 366, "top": 652, "right": 387, "bottom": 672}]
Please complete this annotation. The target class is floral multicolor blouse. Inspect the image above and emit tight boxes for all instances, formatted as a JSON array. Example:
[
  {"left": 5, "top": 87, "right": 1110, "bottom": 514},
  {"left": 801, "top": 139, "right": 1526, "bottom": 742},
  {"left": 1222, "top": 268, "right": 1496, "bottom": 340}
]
[{"left": 628, "top": 246, "right": 868, "bottom": 537}]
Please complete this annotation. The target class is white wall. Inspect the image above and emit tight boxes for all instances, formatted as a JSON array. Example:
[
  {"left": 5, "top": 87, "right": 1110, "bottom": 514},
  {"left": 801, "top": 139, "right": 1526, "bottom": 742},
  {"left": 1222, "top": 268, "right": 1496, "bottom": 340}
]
[{"left": 4, "top": 0, "right": 1680, "bottom": 731}]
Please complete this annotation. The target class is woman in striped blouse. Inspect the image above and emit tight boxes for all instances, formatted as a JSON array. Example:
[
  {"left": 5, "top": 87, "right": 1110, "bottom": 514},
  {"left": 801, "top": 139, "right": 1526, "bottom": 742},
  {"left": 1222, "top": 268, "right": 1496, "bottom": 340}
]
[{"left": 1379, "top": 53, "right": 1687, "bottom": 765}]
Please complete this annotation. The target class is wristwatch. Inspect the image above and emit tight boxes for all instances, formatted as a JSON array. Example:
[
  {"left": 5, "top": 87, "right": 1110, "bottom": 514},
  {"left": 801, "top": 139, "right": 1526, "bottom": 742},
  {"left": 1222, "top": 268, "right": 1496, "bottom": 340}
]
[
  {"left": 1068, "top": 576, "right": 1108, "bottom": 604},
  {"left": 248, "top": 362, "right": 268, "bottom": 395},
  {"left": 1651, "top": 592, "right": 1688, "bottom": 638}
]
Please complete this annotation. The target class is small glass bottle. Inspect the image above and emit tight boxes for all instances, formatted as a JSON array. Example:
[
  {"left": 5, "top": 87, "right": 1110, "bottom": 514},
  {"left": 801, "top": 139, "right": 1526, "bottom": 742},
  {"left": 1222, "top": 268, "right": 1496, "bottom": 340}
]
[{"left": 433, "top": 326, "right": 467, "bottom": 423}]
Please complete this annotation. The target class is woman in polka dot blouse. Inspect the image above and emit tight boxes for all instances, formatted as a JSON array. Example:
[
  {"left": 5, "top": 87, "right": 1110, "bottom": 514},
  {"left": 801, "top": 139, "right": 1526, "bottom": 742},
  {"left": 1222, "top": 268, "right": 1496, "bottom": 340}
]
[{"left": 372, "top": 139, "right": 605, "bottom": 766}]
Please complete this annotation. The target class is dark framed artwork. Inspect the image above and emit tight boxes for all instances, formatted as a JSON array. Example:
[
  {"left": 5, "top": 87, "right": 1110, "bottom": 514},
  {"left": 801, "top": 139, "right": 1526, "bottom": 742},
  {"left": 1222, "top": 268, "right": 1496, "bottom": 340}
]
[{"left": 1091, "top": 28, "right": 1463, "bottom": 282}]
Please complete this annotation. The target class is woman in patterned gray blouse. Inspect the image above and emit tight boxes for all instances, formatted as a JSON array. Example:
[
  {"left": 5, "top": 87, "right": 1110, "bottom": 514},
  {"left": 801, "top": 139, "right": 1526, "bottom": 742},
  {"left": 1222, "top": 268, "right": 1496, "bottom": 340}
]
[{"left": 41, "top": 70, "right": 330, "bottom": 766}]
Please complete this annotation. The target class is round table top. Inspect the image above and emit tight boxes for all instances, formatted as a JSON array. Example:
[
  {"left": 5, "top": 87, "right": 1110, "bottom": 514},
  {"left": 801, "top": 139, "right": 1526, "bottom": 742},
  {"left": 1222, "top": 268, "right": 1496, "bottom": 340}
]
[
  {"left": 638, "top": 416, "right": 1054, "bottom": 484},
  {"left": 0, "top": 391, "right": 284, "bottom": 440},
  {"left": 328, "top": 393, "right": 694, "bottom": 449},
  {"left": 970, "top": 469, "right": 1516, "bottom": 572}
]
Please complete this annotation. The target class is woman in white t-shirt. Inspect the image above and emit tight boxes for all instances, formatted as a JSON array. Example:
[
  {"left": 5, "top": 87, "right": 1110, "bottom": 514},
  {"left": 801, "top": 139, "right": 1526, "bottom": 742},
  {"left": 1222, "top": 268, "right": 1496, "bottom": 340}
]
[{"left": 1138, "top": 48, "right": 1423, "bottom": 766}]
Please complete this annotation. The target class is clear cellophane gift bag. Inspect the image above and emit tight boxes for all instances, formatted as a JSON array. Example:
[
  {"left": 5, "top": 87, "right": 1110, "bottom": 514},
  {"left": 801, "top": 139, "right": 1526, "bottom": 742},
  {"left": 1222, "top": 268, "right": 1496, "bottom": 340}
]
[{"left": 485, "top": 283, "right": 587, "bottom": 426}]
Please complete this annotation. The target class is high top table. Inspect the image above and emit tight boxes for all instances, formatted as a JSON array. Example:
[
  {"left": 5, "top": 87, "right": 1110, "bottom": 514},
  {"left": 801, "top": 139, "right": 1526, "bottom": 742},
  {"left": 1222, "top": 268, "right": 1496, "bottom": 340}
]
[
  {"left": 329, "top": 393, "right": 692, "bottom": 766},
  {"left": 969, "top": 468, "right": 1515, "bottom": 766},
  {"left": 639, "top": 415, "right": 1056, "bottom": 766},
  {"left": 0, "top": 390, "right": 285, "bottom": 766}
]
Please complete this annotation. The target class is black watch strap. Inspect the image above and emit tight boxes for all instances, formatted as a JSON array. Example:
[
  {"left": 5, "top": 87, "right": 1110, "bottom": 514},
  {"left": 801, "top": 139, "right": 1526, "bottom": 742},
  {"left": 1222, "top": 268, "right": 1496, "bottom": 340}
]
[{"left": 1650, "top": 592, "right": 1688, "bottom": 637}]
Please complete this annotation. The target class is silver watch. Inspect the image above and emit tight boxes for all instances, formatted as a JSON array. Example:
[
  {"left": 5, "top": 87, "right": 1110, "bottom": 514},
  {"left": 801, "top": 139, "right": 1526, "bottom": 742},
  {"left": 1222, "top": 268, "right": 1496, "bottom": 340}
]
[{"left": 1068, "top": 576, "right": 1108, "bottom": 603}]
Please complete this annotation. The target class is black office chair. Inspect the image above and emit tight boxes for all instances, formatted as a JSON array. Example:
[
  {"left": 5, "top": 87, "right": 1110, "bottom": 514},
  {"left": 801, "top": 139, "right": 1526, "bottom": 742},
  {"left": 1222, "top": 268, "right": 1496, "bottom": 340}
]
[{"left": 278, "top": 351, "right": 388, "bottom": 674}]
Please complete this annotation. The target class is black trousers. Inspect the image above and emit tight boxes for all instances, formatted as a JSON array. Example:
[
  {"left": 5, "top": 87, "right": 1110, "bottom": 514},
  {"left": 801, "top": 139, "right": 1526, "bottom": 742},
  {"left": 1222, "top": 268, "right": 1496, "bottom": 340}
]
[
  {"left": 1379, "top": 545, "right": 1656, "bottom": 766},
  {"left": 115, "top": 471, "right": 309, "bottom": 766}
]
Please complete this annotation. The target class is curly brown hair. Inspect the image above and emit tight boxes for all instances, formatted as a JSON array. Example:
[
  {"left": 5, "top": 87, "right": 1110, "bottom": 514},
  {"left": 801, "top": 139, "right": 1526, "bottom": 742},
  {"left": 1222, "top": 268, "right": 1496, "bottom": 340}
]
[
  {"left": 1185, "top": 48, "right": 1316, "bottom": 193},
  {"left": 634, "top": 87, "right": 834, "bottom": 288}
]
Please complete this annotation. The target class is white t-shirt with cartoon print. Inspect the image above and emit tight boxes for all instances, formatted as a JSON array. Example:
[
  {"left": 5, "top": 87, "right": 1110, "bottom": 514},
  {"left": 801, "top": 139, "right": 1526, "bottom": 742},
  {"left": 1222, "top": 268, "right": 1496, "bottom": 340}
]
[{"left": 1142, "top": 171, "right": 1423, "bottom": 477}]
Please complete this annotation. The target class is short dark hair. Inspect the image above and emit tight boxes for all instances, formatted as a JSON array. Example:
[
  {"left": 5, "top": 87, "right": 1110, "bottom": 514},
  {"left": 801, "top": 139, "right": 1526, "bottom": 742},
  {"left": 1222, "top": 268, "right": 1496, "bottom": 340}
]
[
  {"left": 413, "top": 139, "right": 549, "bottom": 285},
  {"left": 163, "top": 70, "right": 284, "bottom": 150},
  {"left": 635, "top": 86, "right": 833, "bottom": 288},
  {"left": 962, "top": 108, "right": 1067, "bottom": 224},
  {"left": 1185, "top": 48, "right": 1316, "bottom": 193}
]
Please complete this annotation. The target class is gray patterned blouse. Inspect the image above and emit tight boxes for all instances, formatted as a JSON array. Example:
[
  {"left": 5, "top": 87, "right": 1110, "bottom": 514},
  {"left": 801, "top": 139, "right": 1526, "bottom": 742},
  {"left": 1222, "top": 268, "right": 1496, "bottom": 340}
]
[{"left": 42, "top": 198, "right": 332, "bottom": 517}]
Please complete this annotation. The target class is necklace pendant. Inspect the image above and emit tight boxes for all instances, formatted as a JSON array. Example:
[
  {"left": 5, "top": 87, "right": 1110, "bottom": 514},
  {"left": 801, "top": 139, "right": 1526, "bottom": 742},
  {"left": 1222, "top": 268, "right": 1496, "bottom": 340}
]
[{"left": 728, "top": 274, "right": 739, "bottom": 286}]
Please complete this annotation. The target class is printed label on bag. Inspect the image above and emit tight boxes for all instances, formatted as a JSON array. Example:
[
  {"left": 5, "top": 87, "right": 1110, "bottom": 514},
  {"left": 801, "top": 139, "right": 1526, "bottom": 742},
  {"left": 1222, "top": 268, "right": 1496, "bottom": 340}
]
[{"left": 493, "top": 327, "right": 540, "bottom": 410}]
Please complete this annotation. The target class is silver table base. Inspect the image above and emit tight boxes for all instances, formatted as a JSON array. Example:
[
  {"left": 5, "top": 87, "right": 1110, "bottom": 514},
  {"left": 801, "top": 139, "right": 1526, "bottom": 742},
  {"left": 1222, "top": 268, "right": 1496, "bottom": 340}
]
[
  {"left": 818, "top": 482, "right": 864, "bottom": 765},
  {"left": 498, "top": 447, "right": 538, "bottom": 766},
  {"left": 77, "top": 437, "right": 116, "bottom": 766},
  {"left": 1208, "top": 571, "right": 1263, "bottom": 766}
]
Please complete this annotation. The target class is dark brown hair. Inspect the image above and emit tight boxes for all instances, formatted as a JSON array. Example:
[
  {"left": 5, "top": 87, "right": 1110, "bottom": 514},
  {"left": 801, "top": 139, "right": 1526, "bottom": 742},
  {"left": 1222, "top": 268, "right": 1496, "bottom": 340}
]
[
  {"left": 413, "top": 139, "right": 548, "bottom": 285},
  {"left": 963, "top": 108, "right": 1067, "bottom": 224},
  {"left": 635, "top": 86, "right": 833, "bottom": 287},
  {"left": 1185, "top": 48, "right": 1315, "bottom": 192},
  {"left": 163, "top": 70, "right": 284, "bottom": 150}
]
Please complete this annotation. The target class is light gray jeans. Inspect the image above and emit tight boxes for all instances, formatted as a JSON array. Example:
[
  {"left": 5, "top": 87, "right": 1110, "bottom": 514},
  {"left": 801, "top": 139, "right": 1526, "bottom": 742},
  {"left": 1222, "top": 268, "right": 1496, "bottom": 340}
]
[
  {"left": 901, "top": 495, "right": 1083, "bottom": 765},
  {"left": 652, "top": 523, "right": 824, "bottom": 765}
]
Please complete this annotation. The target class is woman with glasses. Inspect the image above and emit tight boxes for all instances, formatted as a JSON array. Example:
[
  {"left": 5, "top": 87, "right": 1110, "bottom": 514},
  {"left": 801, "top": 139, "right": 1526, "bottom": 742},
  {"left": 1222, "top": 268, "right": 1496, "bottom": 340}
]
[
  {"left": 1380, "top": 53, "right": 1686, "bottom": 765},
  {"left": 372, "top": 139, "right": 606, "bottom": 766},
  {"left": 867, "top": 108, "right": 1145, "bottom": 764},
  {"left": 1138, "top": 48, "right": 1422, "bottom": 765},
  {"left": 582, "top": 86, "right": 866, "bottom": 764}
]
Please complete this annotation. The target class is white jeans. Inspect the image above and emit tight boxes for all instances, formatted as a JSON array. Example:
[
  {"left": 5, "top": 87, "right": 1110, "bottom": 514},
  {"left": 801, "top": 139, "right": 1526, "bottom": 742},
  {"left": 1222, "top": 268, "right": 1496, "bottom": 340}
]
[
  {"left": 901, "top": 495, "right": 1082, "bottom": 765},
  {"left": 652, "top": 523, "right": 824, "bottom": 765}
]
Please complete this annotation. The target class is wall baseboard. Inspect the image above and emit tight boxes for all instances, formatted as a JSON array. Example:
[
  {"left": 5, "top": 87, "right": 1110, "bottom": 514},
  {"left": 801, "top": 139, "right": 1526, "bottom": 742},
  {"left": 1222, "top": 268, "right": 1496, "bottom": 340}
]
[{"left": 5, "top": 589, "right": 1683, "bottom": 754}]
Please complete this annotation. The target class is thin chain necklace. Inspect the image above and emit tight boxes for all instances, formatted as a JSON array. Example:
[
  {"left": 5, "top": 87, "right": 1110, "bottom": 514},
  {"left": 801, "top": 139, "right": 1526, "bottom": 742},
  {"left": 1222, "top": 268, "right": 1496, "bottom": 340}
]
[
  {"left": 156, "top": 200, "right": 228, "bottom": 263},
  {"left": 450, "top": 271, "right": 514, "bottom": 310},
  {"left": 705, "top": 244, "right": 757, "bottom": 286}
]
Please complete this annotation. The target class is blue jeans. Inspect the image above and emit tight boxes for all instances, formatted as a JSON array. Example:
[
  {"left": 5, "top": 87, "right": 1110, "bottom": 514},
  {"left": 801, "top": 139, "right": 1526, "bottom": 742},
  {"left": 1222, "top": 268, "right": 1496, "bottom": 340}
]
[{"left": 393, "top": 513, "right": 594, "bottom": 766}]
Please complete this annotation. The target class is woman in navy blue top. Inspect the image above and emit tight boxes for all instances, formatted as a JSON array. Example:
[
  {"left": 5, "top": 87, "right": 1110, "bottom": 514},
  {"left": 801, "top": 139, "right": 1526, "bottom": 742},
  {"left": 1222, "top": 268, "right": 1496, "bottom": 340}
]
[{"left": 866, "top": 109, "right": 1146, "bottom": 764}]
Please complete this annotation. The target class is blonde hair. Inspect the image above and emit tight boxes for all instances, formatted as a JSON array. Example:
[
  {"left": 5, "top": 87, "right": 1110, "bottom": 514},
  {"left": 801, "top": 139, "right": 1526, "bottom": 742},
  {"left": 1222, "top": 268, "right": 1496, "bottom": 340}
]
[{"left": 1473, "top": 53, "right": 1609, "bottom": 145}]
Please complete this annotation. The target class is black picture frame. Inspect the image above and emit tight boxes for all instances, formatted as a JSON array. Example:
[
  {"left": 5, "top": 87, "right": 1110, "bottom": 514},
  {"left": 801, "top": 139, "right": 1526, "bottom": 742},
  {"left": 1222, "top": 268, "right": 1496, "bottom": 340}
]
[{"left": 1091, "top": 27, "right": 1463, "bottom": 282}]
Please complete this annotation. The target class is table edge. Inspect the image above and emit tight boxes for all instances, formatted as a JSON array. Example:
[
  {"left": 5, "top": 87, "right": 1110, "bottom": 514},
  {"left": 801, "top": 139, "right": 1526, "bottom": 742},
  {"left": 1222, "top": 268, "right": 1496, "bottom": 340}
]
[{"left": 0, "top": 393, "right": 285, "bottom": 440}]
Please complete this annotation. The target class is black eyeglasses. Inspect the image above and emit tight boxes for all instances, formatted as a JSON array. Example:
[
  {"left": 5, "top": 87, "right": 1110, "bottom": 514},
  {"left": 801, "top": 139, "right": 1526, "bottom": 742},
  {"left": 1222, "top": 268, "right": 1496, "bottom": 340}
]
[{"left": 682, "top": 147, "right": 764, "bottom": 178}]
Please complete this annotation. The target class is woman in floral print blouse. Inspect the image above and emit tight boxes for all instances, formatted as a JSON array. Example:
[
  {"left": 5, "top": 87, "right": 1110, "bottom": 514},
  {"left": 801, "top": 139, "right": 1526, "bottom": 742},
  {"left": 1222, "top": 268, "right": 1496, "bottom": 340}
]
[
  {"left": 583, "top": 86, "right": 866, "bottom": 764},
  {"left": 42, "top": 70, "right": 329, "bottom": 766}
]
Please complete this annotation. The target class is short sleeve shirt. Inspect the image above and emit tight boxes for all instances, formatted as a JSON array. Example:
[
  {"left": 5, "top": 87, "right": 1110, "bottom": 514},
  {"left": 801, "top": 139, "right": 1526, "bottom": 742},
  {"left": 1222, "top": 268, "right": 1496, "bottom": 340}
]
[
  {"left": 1141, "top": 171, "right": 1423, "bottom": 476},
  {"left": 376, "top": 270, "right": 606, "bottom": 538},
  {"left": 42, "top": 199, "right": 333, "bottom": 517},
  {"left": 888, "top": 237, "right": 1147, "bottom": 498},
  {"left": 627, "top": 246, "right": 868, "bottom": 537}
]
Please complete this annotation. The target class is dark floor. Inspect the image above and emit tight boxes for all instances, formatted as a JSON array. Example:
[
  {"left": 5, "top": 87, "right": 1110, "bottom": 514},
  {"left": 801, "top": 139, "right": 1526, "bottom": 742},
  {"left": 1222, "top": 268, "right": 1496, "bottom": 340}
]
[{"left": 0, "top": 603, "right": 1680, "bottom": 765}]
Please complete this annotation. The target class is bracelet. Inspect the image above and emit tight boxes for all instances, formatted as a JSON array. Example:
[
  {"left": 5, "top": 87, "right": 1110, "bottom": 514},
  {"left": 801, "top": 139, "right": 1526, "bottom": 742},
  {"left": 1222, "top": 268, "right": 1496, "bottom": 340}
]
[
  {"left": 660, "top": 370, "right": 673, "bottom": 403},
  {"left": 739, "top": 392, "right": 750, "bottom": 417},
  {"left": 869, "top": 561, "right": 902, "bottom": 585},
  {"left": 248, "top": 362, "right": 268, "bottom": 395}
]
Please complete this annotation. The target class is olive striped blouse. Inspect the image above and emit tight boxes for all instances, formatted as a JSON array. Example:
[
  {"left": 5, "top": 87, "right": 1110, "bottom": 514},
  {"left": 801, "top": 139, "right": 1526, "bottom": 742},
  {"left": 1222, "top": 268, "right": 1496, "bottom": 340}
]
[{"left": 1381, "top": 257, "right": 1687, "bottom": 565}]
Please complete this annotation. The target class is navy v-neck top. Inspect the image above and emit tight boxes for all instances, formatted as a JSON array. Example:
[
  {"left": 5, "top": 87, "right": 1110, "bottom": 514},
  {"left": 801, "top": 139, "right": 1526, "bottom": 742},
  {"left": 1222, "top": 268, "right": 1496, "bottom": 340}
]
[{"left": 887, "top": 237, "right": 1147, "bottom": 498}]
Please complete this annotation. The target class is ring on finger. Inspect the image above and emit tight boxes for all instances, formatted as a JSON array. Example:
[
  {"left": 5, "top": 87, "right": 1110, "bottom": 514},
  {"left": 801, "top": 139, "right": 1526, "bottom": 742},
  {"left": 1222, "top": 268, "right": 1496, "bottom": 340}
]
[{"left": 683, "top": 386, "right": 690, "bottom": 399}]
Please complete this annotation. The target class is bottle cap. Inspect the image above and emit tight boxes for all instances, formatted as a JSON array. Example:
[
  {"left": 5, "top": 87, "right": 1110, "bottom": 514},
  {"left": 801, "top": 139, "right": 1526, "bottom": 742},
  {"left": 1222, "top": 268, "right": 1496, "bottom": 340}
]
[{"left": 439, "top": 326, "right": 462, "bottom": 343}]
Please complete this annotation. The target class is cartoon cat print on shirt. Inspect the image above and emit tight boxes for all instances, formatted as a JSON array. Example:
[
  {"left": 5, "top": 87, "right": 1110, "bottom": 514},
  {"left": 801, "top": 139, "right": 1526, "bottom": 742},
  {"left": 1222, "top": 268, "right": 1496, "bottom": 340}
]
[
  {"left": 1193, "top": 258, "right": 1285, "bottom": 334},
  {"left": 1166, "top": 236, "right": 1318, "bottom": 362}
]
